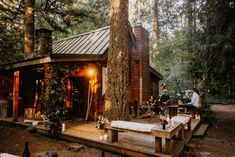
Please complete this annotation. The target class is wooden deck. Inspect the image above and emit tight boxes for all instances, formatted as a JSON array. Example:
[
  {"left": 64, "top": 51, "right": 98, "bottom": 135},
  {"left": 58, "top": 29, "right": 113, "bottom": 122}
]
[{"left": 0, "top": 117, "right": 200, "bottom": 157}]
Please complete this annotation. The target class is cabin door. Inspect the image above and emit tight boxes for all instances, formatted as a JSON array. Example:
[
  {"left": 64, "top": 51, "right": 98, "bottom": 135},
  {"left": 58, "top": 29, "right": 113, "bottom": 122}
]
[{"left": 71, "top": 77, "right": 85, "bottom": 117}]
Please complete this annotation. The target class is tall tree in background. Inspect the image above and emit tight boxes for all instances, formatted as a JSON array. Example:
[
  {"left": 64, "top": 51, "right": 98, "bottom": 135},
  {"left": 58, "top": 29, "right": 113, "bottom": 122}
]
[
  {"left": 0, "top": 0, "right": 24, "bottom": 64},
  {"left": 0, "top": 0, "right": 103, "bottom": 63},
  {"left": 151, "top": 0, "right": 159, "bottom": 69},
  {"left": 192, "top": 0, "right": 235, "bottom": 97},
  {"left": 104, "top": 0, "right": 129, "bottom": 120},
  {"left": 87, "top": 0, "right": 110, "bottom": 27},
  {"left": 24, "top": 0, "right": 35, "bottom": 57},
  {"left": 185, "top": 0, "right": 197, "bottom": 53}
]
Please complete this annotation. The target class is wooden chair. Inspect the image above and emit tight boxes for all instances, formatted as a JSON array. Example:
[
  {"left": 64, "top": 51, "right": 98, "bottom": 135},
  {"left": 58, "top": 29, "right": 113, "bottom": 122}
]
[{"left": 166, "top": 99, "right": 179, "bottom": 118}]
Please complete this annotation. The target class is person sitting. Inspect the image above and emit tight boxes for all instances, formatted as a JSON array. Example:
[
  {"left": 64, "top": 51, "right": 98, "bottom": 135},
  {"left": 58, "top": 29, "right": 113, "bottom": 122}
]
[
  {"left": 146, "top": 96, "right": 164, "bottom": 114},
  {"left": 160, "top": 89, "right": 170, "bottom": 104},
  {"left": 186, "top": 88, "right": 201, "bottom": 118},
  {"left": 147, "top": 96, "right": 156, "bottom": 106}
]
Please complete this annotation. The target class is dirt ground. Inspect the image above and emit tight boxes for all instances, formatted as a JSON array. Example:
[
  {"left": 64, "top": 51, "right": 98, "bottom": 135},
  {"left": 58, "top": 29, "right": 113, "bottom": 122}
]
[
  {"left": 0, "top": 125, "right": 101, "bottom": 157},
  {"left": 0, "top": 104, "right": 235, "bottom": 157},
  {"left": 186, "top": 104, "right": 235, "bottom": 157}
]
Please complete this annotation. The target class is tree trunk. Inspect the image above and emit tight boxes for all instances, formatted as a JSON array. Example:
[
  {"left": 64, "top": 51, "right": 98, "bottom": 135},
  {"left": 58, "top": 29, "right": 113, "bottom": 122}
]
[
  {"left": 187, "top": 0, "right": 193, "bottom": 52},
  {"left": 24, "top": 0, "right": 35, "bottom": 57},
  {"left": 151, "top": 0, "right": 159, "bottom": 69},
  {"left": 104, "top": 0, "right": 129, "bottom": 120}
]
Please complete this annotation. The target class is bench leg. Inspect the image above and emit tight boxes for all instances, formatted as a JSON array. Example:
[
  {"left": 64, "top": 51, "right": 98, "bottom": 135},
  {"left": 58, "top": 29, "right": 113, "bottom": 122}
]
[
  {"left": 107, "top": 129, "right": 118, "bottom": 143},
  {"left": 187, "top": 120, "right": 191, "bottom": 131},
  {"left": 155, "top": 137, "right": 162, "bottom": 153},
  {"left": 178, "top": 128, "right": 184, "bottom": 140},
  {"left": 165, "top": 139, "right": 172, "bottom": 154}
]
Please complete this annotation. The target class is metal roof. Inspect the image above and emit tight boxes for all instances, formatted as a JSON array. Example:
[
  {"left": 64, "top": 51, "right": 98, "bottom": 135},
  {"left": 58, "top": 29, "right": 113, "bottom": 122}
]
[
  {"left": 25, "top": 26, "right": 110, "bottom": 60},
  {"left": 53, "top": 26, "right": 110, "bottom": 55}
]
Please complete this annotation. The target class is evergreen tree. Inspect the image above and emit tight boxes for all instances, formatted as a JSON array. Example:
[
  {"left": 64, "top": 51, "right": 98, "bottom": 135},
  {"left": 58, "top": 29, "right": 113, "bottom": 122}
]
[
  {"left": 104, "top": 0, "right": 129, "bottom": 120},
  {"left": 0, "top": 0, "right": 102, "bottom": 63},
  {"left": 192, "top": 0, "right": 235, "bottom": 97}
]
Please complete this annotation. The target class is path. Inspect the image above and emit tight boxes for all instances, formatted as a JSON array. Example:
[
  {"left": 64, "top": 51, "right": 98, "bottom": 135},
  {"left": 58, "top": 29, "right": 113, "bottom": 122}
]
[{"left": 188, "top": 104, "right": 235, "bottom": 157}]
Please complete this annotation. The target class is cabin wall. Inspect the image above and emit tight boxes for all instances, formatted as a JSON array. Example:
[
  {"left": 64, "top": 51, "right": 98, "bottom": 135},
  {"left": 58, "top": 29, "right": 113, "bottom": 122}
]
[{"left": 131, "top": 25, "right": 150, "bottom": 105}]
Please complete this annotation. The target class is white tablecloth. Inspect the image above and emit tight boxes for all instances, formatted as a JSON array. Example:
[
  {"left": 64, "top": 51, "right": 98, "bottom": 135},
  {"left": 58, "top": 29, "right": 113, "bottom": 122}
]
[
  {"left": 0, "top": 153, "right": 20, "bottom": 157},
  {"left": 111, "top": 121, "right": 157, "bottom": 132},
  {"left": 172, "top": 114, "right": 191, "bottom": 125}
]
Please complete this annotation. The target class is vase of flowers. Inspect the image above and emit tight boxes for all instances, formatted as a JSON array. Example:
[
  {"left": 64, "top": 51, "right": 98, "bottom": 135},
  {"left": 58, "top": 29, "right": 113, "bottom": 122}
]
[
  {"left": 96, "top": 115, "right": 109, "bottom": 130},
  {"left": 159, "top": 108, "right": 169, "bottom": 130}
]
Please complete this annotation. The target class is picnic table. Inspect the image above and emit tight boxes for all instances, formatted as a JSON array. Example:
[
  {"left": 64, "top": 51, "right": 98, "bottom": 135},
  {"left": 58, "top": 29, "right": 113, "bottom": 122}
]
[{"left": 106, "top": 120, "right": 185, "bottom": 154}]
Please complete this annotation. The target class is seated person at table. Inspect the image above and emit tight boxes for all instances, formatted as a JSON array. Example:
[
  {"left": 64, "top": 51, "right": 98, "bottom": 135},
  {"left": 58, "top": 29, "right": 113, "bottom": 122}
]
[
  {"left": 147, "top": 96, "right": 156, "bottom": 106},
  {"left": 186, "top": 88, "right": 201, "bottom": 116},
  {"left": 160, "top": 89, "right": 170, "bottom": 104},
  {"left": 147, "top": 96, "right": 164, "bottom": 114}
]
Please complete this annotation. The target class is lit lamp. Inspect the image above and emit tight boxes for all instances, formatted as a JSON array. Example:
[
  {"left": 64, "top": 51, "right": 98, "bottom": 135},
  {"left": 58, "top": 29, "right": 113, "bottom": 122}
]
[
  {"left": 85, "top": 67, "right": 96, "bottom": 121},
  {"left": 87, "top": 68, "right": 95, "bottom": 78}
]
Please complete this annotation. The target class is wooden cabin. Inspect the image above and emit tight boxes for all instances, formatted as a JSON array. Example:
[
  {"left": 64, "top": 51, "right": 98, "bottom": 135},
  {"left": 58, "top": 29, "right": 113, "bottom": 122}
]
[{"left": 0, "top": 25, "right": 163, "bottom": 121}]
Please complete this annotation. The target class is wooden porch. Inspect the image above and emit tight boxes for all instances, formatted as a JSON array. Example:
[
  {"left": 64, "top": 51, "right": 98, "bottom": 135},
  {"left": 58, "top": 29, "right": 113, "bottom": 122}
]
[{"left": 0, "top": 116, "right": 200, "bottom": 157}]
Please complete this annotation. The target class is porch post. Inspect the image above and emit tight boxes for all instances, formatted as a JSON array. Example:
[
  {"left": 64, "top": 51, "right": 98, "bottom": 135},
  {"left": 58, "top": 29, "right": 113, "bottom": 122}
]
[
  {"left": 13, "top": 71, "right": 20, "bottom": 122},
  {"left": 65, "top": 78, "right": 71, "bottom": 109}
]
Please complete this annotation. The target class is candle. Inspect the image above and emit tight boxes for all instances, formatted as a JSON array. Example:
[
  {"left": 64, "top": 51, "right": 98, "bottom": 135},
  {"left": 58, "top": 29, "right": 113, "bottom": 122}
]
[{"left": 62, "top": 123, "right": 65, "bottom": 132}]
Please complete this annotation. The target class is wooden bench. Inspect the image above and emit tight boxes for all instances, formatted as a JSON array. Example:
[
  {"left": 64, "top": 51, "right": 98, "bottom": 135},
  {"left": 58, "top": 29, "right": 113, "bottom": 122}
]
[
  {"left": 24, "top": 119, "right": 43, "bottom": 126},
  {"left": 105, "top": 121, "right": 185, "bottom": 154}
]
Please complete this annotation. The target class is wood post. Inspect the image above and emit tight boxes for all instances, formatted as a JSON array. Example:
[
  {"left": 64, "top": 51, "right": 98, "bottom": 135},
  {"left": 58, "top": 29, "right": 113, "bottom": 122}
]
[
  {"left": 107, "top": 129, "right": 118, "bottom": 143},
  {"left": 13, "top": 71, "right": 20, "bottom": 122},
  {"left": 65, "top": 78, "right": 71, "bottom": 109},
  {"left": 155, "top": 136, "right": 162, "bottom": 153},
  {"left": 165, "top": 138, "right": 172, "bottom": 154}
]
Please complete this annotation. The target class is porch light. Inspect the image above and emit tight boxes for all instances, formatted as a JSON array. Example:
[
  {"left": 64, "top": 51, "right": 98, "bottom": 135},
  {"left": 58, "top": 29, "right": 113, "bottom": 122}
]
[{"left": 87, "top": 67, "right": 95, "bottom": 78}]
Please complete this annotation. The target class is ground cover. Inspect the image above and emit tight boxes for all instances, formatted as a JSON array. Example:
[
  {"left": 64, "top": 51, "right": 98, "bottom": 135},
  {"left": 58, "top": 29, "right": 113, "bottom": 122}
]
[{"left": 0, "top": 104, "right": 234, "bottom": 157}]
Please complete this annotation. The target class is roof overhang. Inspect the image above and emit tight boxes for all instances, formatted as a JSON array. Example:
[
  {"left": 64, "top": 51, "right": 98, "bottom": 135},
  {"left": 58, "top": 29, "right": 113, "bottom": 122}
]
[
  {"left": 0, "top": 54, "right": 107, "bottom": 71},
  {"left": 0, "top": 56, "right": 51, "bottom": 71},
  {"left": 149, "top": 66, "right": 163, "bottom": 80}
]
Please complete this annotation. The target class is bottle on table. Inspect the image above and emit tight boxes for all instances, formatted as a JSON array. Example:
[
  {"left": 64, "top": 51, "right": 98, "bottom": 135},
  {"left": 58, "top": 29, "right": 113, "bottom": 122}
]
[{"left": 23, "top": 142, "right": 30, "bottom": 157}]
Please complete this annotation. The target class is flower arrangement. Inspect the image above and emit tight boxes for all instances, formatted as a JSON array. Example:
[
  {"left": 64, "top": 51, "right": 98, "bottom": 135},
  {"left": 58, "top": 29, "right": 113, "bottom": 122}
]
[
  {"left": 96, "top": 115, "right": 109, "bottom": 130},
  {"left": 159, "top": 108, "right": 170, "bottom": 130}
]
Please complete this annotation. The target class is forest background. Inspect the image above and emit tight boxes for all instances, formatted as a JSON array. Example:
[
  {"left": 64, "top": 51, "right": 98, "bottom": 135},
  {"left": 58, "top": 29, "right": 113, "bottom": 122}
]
[{"left": 0, "top": 0, "right": 234, "bottom": 104}]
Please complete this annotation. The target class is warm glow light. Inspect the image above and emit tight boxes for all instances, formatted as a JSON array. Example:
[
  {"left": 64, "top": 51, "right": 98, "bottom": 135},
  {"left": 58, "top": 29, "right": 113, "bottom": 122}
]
[{"left": 87, "top": 68, "right": 95, "bottom": 77}]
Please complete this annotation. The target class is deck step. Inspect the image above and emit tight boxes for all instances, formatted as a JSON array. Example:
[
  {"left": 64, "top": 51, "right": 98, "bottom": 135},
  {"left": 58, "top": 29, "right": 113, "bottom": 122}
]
[{"left": 194, "top": 123, "right": 209, "bottom": 137}]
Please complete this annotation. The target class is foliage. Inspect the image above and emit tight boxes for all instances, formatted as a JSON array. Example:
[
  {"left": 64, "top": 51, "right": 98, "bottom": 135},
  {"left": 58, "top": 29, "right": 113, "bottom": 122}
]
[
  {"left": 204, "top": 93, "right": 235, "bottom": 105},
  {"left": 200, "top": 93, "right": 216, "bottom": 124},
  {"left": 0, "top": 0, "right": 24, "bottom": 64},
  {"left": 200, "top": 103, "right": 216, "bottom": 125},
  {"left": 133, "top": 0, "right": 196, "bottom": 96},
  {"left": 87, "top": 0, "right": 110, "bottom": 27},
  {"left": 0, "top": 0, "right": 104, "bottom": 63},
  {"left": 132, "top": 0, "right": 182, "bottom": 36},
  {"left": 192, "top": 0, "right": 235, "bottom": 97},
  {"left": 157, "top": 30, "right": 193, "bottom": 96},
  {"left": 35, "top": 0, "right": 105, "bottom": 40},
  {"left": 44, "top": 63, "right": 78, "bottom": 137}
]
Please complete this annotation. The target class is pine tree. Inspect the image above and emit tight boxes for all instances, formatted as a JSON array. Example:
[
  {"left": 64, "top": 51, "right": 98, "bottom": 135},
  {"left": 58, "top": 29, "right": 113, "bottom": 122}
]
[{"left": 104, "top": 0, "right": 129, "bottom": 120}]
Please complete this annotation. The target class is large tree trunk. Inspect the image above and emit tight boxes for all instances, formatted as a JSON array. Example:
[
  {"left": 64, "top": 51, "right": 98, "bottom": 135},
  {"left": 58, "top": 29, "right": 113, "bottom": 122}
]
[
  {"left": 104, "top": 0, "right": 129, "bottom": 120},
  {"left": 24, "top": 0, "right": 35, "bottom": 57},
  {"left": 151, "top": 0, "right": 159, "bottom": 69}
]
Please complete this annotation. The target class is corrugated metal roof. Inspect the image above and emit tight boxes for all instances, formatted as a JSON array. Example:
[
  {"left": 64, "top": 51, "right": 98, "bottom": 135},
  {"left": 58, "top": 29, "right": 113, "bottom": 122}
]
[
  {"left": 52, "top": 26, "right": 110, "bottom": 55},
  {"left": 25, "top": 26, "right": 110, "bottom": 60}
]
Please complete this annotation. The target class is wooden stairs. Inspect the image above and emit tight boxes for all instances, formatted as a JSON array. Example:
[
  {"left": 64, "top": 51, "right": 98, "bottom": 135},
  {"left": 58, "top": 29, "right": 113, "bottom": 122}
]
[{"left": 193, "top": 123, "right": 209, "bottom": 137}]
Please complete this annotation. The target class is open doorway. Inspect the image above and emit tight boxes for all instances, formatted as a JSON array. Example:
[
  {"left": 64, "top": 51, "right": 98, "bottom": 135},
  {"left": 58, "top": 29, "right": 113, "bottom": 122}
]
[{"left": 71, "top": 77, "right": 85, "bottom": 117}]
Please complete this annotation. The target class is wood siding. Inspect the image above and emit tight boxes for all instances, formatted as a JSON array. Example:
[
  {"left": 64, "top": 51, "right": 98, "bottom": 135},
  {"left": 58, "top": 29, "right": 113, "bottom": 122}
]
[{"left": 131, "top": 26, "right": 150, "bottom": 105}]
